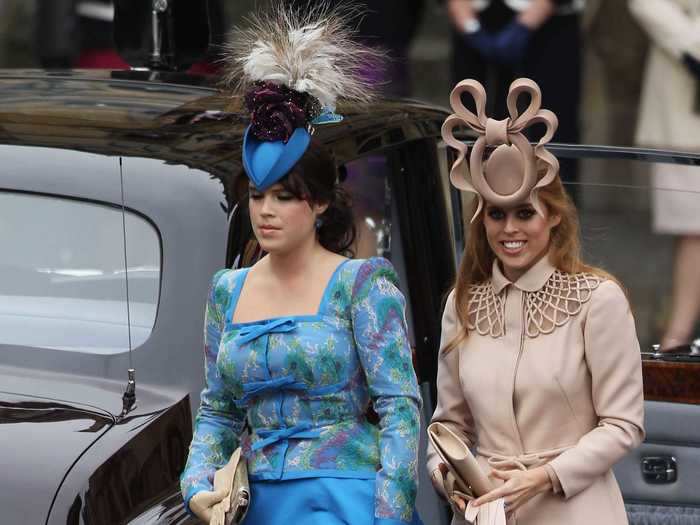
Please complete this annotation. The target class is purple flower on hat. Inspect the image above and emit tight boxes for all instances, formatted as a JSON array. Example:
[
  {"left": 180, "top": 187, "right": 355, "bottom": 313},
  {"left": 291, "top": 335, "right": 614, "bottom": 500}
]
[{"left": 245, "top": 81, "right": 320, "bottom": 142}]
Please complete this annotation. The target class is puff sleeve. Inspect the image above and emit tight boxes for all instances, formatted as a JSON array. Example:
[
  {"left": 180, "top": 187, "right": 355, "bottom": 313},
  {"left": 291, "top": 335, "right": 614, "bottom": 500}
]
[
  {"left": 180, "top": 269, "right": 247, "bottom": 512},
  {"left": 426, "top": 290, "right": 477, "bottom": 475},
  {"left": 351, "top": 258, "right": 422, "bottom": 525},
  {"left": 547, "top": 280, "right": 645, "bottom": 498}
]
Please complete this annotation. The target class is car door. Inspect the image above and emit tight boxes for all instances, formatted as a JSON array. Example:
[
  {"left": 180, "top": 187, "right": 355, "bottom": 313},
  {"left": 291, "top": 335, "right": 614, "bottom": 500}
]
[{"left": 567, "top": 149, "right": 700, "bottom": 524}]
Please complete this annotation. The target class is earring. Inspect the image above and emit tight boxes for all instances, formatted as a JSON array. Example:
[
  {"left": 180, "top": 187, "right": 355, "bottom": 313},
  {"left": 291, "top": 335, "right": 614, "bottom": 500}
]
[{"left": 314, "top": 217, "right": 323, "bottom": 229}]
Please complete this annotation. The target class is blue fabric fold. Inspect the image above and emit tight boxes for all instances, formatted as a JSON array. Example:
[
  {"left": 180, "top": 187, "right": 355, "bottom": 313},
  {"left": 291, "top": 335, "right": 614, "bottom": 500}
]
[
  {"left": 235, "top": 374, "right": 308, "bottom": 407},
  {"left": 235, "top": 317, "right": 297, "bottom": 344},
  {"left": 252, "top": 423, "right": 322, "bottom": 452}
]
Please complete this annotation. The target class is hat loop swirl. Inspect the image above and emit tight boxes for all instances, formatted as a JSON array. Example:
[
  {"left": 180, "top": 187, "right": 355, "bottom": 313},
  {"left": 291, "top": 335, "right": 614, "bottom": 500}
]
[{"left": 442, "top": 78, "right": 560, "bottom": 221}]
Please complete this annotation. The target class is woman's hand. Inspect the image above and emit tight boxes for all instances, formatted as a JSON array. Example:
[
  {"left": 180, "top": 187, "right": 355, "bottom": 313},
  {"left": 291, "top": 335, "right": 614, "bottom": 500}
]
[
  {"left": 517, "top": 0, "right": 555, "bottom": 30},
  {"left": 189, "top": 489, "right": 227, "bottom": 523},
  {"left": 446, "top": 0, "right": 478, "bottom": 32},
  {"left": 472, "top": 466, "right": 552, "bottom": 516},
  {"left": 431, "top": 464, "right": 469, "bottom": 513}
]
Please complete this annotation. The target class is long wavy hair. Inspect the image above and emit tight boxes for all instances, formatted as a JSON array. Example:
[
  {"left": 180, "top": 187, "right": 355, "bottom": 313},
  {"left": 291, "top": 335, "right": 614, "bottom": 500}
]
[{"left": 445, "top": 172, "right": 619, "bottom": 353}]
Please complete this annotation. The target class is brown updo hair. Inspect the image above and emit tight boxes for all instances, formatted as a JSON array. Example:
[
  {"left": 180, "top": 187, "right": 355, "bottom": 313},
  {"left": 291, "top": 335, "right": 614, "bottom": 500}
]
[{"left": 277, "top": 140, "right": 356, "bottom": 255}]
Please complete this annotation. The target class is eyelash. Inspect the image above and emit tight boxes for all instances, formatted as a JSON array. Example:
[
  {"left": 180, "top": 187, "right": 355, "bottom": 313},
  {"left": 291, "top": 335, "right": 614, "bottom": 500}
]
[
  {"left": 249, "top": 192, "right": 296, "bottom": 201},
  {"left": 487, "top": 209, "right": 505, "bottom": 220},
  {"left": 487, "top": 208, "right": 536, "bottom": 221}
]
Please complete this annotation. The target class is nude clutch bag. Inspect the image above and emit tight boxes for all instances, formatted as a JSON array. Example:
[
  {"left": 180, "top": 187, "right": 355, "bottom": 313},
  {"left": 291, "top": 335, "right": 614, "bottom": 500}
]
[
  {"left": 210, "top": 447, "right": 250, "bottom": 525},
  {"left": 427, "top": 422, "right": 494, "bottom": 498}
]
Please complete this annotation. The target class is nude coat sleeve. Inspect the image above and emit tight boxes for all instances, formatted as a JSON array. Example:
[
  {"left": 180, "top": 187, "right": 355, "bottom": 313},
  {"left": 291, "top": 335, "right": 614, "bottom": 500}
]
[
  {"left": 629, "top": 0, "right": 700, "bottom": 60},
  {"left": 547, "top": 280, "right": 645, "bottom": 499},
  {"left": 426, "top": 290, "right": 477, "bottom": 475}
]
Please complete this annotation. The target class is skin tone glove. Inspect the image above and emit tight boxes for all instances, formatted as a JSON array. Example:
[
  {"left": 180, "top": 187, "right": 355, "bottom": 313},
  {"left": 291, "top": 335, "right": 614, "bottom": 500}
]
[
  {"left": 471, "top": 466, "right": 552, "bottom": 518},
  {"left": 190, "top": 489, "right": 227, "bottom": 524}
]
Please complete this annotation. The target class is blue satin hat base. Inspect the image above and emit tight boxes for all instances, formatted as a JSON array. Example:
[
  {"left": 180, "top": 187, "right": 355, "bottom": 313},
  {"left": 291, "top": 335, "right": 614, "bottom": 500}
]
[
  {"left": 311, "top": 111, "right": 343, "bottom": 125},
  {"left": 242, "top": 126, "right": 311, "bottom": 190}
]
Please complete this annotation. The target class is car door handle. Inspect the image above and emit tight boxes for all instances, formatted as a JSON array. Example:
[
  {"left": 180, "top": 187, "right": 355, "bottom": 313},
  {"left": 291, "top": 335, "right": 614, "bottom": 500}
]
[
  {"left": 641, "top": 456, "right": 677, "bottom": 484},
  {"left": 642, "top": 341, "right": 700, "bottom": 363}
]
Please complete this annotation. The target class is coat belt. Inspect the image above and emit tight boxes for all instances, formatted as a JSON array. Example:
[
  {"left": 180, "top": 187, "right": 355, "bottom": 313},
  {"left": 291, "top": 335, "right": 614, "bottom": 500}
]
[{"left": 477, "top": 445, "right": 572, "bottom": 471}]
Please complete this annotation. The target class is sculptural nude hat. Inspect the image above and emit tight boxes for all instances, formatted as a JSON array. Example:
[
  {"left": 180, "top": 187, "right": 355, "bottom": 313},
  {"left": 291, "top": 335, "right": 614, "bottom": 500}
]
[{"left": 442, "top": 78, "right": 560, "bottom": 221}]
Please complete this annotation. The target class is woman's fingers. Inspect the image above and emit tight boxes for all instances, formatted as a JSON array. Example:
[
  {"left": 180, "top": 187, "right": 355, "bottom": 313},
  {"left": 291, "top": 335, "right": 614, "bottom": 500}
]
[
  {"left": 505, "top": 493, "right": 527, "bottom": 516},
  {"left": 431, "top": 468, "right": 447, "bottom": 499},
  {"left": 196, "top": 489, "right": 228, "bottom": 507},
  {"left": 490, "top": 468, "right": 514, "bottom": 480},
  {"left": 472, "top": 483, "right": 511, "bottom": 506},
  {"left": 452, "top": 494, "right": 467, "bottom": 512}
]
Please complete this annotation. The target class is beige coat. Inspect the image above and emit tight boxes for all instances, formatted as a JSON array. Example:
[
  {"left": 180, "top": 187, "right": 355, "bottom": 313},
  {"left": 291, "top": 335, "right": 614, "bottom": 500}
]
[
  {"left": 629, "top": 0, "right": 700, "bottom": 233},
  {"left": 629, "top": 0, "right": 700, "bottom": 149},
  {"left": 426, "top": 256, "right": 645, "bottom": 525}
]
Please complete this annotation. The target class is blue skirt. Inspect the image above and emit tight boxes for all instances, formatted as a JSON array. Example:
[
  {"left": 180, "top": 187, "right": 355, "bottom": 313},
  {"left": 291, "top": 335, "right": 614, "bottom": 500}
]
[{"left": 246, "top": 478, "right": 423, "bottom": 525}]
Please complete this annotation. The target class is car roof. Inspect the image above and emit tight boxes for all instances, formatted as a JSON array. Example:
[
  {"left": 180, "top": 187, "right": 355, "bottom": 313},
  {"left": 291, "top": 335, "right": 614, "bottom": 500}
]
[{"left": 0, "top": 69, "right": 448, "bottom": 181}]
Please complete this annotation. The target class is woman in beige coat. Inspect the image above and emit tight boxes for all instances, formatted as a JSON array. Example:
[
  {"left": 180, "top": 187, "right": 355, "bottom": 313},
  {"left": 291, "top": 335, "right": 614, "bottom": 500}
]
[
  {"left": 427, "top": 78, "right": 645, "bottom": 524},
  {"left": 628, "top": 0, "right": 700, "bottom": 350}
]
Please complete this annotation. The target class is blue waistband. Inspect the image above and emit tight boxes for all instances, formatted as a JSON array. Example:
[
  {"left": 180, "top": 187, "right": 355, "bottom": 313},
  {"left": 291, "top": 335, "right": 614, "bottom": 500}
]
[
  {"left": 235, "top": 374, "right": 350, "bottom": 407},
  {"left": 251, "top": 422, "right": 322, "bottom": 452}
]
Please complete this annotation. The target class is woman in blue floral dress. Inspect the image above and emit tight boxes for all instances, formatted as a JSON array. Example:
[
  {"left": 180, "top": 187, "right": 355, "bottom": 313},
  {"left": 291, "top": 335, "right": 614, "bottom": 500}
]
[{"left": 180, "top": 7, "right": 423, "bottom": 525}]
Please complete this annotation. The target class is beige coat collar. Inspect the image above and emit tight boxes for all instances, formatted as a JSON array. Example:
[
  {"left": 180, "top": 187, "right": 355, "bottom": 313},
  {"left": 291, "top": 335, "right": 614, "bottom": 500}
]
[{"left": 491, "top": 254, "right": 556, "bottom": 294}]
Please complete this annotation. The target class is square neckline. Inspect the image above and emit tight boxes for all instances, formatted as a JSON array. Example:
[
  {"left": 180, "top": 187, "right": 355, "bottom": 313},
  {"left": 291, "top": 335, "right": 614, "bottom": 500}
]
[{"left": 226, "top": 258, "right": 353, "bottom": 328}]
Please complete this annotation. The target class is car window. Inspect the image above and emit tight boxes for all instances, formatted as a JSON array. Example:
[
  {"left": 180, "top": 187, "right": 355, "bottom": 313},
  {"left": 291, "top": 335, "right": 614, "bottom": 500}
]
[
  {"left": 343, "top": 155, "right": 391, "bottom": 259},
  {"left": 575, "top": 158, "right": 700, "bottom": 352},
  {"left": 0, "top": 191, "right": 161, "bottom": 354}
]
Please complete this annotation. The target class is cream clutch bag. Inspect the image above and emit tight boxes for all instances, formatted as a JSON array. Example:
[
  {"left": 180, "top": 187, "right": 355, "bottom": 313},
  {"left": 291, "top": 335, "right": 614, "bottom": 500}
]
[
  {"left": 210, "top": 447, "right": 250, "bottom": 525},
  {"left": 427, "top": 422, "right": 494, "bottom": 498}
]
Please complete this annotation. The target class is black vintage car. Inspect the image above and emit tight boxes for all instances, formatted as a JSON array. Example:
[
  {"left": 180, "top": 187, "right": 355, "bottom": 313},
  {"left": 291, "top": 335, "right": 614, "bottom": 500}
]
[{"left": 1, "top": 45, "right": 700, "bottom": 525}]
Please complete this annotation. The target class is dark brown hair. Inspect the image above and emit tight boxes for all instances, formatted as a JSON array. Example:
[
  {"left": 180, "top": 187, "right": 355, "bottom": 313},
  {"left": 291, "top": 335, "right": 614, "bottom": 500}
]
[{"left": 278, "top": 140, "right": 356, "bottom": 255}]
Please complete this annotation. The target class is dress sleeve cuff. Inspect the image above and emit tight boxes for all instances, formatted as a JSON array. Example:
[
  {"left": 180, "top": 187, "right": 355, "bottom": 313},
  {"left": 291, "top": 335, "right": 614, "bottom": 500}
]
[
  {"left": 182, "top": 480, "right": 212, "bottom": 516},
  {"left": 544, "top": 464, "right": 563, "bottom": 495}
]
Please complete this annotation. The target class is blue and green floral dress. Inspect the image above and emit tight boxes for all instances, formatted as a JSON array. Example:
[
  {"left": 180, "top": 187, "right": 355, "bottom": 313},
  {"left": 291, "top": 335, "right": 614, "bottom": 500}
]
[{"left": 180, "top": 257, "right": 422, "bottom": 525}]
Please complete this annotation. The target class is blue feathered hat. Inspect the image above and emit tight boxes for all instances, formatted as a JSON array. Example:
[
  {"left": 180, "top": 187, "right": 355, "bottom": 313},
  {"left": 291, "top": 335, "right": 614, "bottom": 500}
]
[
  {"left": 223, "top": 4, "right": 380, "bottom": 190},
  {"left": 243, "top": 125, "right": 311, "bottom": 191}
]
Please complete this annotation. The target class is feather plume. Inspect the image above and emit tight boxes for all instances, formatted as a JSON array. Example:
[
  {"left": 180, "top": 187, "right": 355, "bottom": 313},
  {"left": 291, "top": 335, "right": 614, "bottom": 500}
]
[{"left": 221, "top": 1, "right": 384, "bottom": 111}]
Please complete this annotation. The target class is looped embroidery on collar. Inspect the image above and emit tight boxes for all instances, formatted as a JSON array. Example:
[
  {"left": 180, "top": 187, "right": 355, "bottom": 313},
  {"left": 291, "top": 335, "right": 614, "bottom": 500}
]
[
  {"left": 524, "top": 271, "right": 600, "bottom": 337},
  {"left": 467, "top": 271, "right": 601, "bottom": 338},
  {"left": 467, "top": 282, "right": 506, "bottom": 337}
]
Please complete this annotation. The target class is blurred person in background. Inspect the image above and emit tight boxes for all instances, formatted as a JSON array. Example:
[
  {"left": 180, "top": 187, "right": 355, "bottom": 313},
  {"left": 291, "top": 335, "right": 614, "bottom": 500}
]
[
  {"left": 0, "top": 0, "right": 37, "bottom": 67},
  {"left": 444, "top": 0, "right": 584, "bottom": 202},
  {"left": 629, "top": 0, "right": 700, "bottom": 351},
  {"left": 35, "top": 0, "right": 227, "bottom": 72},
  {"left": 36, "top": 0, "right": 127, "bottom": 68}
]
